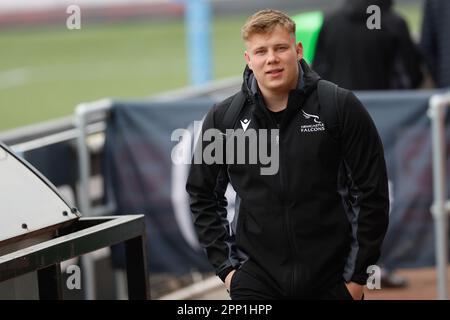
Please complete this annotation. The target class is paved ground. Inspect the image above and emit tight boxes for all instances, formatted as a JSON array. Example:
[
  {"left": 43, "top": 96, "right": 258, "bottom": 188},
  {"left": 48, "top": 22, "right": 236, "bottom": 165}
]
[
  {"left": 365, "top": 266, "right": 449, "bottom": 300},
  {"left": 193, "top": 266, "right": 450, "bottom": 300}
]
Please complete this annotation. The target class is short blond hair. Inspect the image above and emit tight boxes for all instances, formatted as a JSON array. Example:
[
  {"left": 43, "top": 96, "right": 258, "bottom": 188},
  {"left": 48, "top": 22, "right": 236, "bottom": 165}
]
[{"left": 241, "top": 9, "right": 296, "bottom": 41}]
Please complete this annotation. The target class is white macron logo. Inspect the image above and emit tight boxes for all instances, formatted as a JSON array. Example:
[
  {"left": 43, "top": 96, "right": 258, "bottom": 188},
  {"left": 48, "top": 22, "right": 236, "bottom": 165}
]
[
  {"left": 240, "top": 119, "right": 251, "bottom": 132},
  {"left": 300, "top": 110, "right": 325, "bottom": 133}
]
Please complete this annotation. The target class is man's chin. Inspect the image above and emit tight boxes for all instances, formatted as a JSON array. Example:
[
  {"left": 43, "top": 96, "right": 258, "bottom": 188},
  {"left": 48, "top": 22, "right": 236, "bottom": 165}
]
[{"left": 265, "top": 83, "right": 290, "bottom": 93}]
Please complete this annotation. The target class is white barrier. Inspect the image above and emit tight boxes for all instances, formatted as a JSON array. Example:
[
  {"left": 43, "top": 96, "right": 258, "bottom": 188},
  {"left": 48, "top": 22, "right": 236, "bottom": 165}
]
[{"left": 428, "top": 91, "right": 450, "bottom": 300}]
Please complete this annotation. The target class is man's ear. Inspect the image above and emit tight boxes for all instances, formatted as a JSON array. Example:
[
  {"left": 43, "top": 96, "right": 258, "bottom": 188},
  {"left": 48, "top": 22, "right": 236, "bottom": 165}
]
[
  {"left": 244, "top": 51, "right": 252, "bottom": 69},
  {"left": 296, "top": 42, "right": 304, "bottom": 61}
]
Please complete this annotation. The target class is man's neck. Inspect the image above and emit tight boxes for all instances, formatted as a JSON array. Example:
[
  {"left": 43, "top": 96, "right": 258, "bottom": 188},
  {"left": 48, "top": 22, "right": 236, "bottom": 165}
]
[
  {"left": 260, "top": 89, "right": 289, "bottom": 113},
  {"left": 259, "top": 68, "right": 301, "bottom": 112}
]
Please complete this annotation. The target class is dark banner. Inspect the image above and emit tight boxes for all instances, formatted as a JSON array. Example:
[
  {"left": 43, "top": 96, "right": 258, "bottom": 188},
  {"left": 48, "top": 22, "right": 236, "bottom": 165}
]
[
  {"left": 104, "top": 90, "right": 448, "bottom": 273},
  {"left": 104, "top": 99, "right": 214, "bottom": 273},
  {"left": 355, "top": 90, "right": 446, "bottom": 269}
]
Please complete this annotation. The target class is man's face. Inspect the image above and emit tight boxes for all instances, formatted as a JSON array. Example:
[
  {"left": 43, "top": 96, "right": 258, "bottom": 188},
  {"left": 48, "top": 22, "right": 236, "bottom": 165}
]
[{"left": 244, "top": 25, "right": 303, "bottom": 96}]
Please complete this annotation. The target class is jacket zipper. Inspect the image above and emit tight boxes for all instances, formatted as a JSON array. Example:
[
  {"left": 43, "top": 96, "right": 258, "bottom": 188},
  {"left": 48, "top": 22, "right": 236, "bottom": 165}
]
[
  {"left": 278, "top": 133, "right": 297, "bottom": 297},
  {"left": 265, "top": 110, "right": 298, "bottom": 297}
]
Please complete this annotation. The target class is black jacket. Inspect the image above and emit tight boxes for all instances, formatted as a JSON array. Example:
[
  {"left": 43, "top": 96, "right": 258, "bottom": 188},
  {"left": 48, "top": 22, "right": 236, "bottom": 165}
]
[
  {"left": 186, "top": 60, "right": 389, "bottom": 297},
  {"left": 313, "top": 0, "right": 423, "bottom": 90}
]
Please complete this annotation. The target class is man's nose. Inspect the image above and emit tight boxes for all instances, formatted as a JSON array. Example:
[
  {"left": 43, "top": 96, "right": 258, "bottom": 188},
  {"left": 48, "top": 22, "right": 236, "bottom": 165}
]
[{"left": 267, "top": 50, "right": 279, "bottom": 64}]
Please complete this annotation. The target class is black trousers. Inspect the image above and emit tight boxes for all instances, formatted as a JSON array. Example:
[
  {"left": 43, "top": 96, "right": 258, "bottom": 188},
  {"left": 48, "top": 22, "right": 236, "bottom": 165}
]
[{"left": 229, "top": 266, "right": 360, "bottom": 300}]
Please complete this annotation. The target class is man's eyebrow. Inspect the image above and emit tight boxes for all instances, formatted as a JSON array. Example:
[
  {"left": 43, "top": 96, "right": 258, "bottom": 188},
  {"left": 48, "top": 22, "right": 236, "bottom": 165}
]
[
  {"left": 252, "top": 46, "right": 267, "bottom": 51},
  {"left": 250, "top": 41, "right": 291, "bottom": 52},
  {"left": 253, "top": 42, "right": 290, "bottom": 50},
  {"left": 274, "top": 42, "right": 290, "bottom": 47}
]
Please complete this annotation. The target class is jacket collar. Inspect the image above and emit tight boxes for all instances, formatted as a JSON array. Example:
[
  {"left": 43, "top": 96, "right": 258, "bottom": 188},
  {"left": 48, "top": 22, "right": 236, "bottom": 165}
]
[{"left": 241, "top": 59, "right": 321, "bottom": 124}]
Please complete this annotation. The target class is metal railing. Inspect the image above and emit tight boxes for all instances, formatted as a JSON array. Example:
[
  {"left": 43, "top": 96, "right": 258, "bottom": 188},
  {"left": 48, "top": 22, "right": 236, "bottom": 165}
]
[{"left": 428, "top": 91, "right": 450, "bottom": 300}]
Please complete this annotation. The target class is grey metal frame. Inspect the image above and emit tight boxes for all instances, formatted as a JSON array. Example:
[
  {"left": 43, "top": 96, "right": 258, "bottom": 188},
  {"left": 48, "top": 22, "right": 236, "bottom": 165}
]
[
  {"left": 75, "top": 98, "right": 115, "bottom": 218},
  {"left": 0, "top": 215, "right": 149, "bottom": 300},
  {"left": 428, "top": 91, "right": 450, "bottom": 300}
]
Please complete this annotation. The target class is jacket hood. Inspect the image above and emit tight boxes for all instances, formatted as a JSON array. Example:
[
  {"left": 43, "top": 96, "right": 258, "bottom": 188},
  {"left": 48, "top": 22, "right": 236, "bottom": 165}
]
[
  {"left": 343, "top": 0, "right": 393, "bottom": 21},
  {"left": 241, "top": 59, "right": 321, "bottom": 98}
]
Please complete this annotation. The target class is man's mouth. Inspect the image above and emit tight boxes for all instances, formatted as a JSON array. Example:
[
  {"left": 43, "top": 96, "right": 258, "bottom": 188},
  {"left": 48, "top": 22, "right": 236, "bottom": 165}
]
[{"left": 266, "top": 68, "right": 283, "bottom": 76}]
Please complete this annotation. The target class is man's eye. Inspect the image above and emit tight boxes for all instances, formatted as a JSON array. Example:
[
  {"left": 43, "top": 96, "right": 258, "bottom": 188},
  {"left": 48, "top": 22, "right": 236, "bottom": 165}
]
[
  {"left": 255, "top": 50, "right": 265, "bottom": 55},
  {"left": 277, "top": 46, "right": 288, "bottom": 51}
]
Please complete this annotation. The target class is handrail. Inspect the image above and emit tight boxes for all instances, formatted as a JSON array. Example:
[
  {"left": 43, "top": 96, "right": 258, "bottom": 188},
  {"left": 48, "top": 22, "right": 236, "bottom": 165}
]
[{"left": 427, "top": 91, "right": 450, "bottom": 300}]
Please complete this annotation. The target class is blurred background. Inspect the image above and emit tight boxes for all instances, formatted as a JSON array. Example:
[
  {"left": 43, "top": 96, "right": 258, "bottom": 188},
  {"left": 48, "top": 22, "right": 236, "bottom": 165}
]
[
  {"left": 1, "top": 0, "right": 450, "bottom": 301},
  {"left": 0, "top": 0, "right": 423, "bottom": 131}
]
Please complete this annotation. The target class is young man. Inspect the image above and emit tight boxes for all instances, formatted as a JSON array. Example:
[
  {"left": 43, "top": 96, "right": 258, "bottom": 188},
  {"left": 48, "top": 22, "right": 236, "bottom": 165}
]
[{"left": 186, "top": 9, "right": 389, "bottom": 300}]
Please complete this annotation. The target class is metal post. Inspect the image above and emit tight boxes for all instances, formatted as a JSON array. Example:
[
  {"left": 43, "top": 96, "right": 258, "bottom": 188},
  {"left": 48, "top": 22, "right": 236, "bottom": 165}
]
[
  {"left": 74, "top": 98, "right": 112, "bottom": 300},
  {"left": 186, "top": 0, "right": 212, "bottom": 85},
  {"left": 429, "top": 93, "right": 450, "bottom": 300},
  {"left": 125, "top": 236, "right": 150, "bottom": 300},
  {"left": 37, "top": 264, "right": 63, "bottom": 300},
  {"left": 75, "top": 106, "right": 90, "bottom": 217},
  {"left": 75, "top": 104, "right": 96, "bottom": 300}
]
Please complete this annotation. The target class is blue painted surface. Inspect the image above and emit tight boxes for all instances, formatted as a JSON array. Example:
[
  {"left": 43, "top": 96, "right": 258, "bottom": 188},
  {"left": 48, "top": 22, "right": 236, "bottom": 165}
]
[{"left": 186, "top": 0, "right": 212, "bottom": 85}]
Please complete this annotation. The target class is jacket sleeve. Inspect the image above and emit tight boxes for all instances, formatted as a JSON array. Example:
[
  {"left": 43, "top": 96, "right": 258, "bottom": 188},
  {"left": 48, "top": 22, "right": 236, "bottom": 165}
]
[
  {"left": 185, "top": 104, "right": 239, "bottom": 282},
  {"left": 339, "top": 90, "right": 390, "bottom": 285}
]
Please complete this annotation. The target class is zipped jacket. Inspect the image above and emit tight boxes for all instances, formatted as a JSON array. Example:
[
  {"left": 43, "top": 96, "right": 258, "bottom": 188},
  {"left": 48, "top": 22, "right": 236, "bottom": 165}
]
[{"left": 186, "top": 60, "right": 389, "bottom": 297}]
